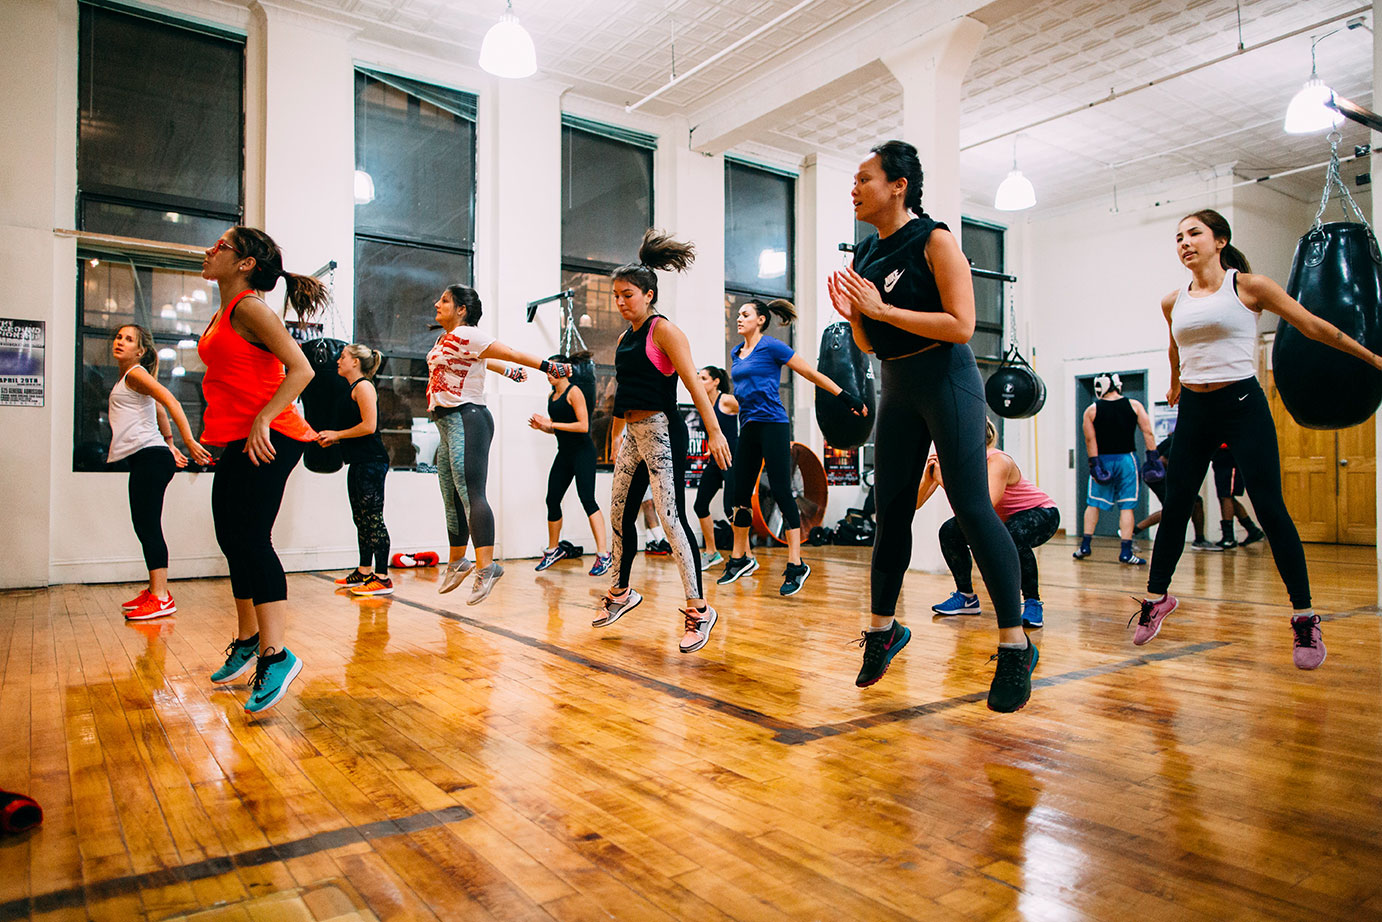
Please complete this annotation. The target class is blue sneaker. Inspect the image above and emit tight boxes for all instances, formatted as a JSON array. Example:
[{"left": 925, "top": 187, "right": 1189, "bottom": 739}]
[
  {"left": 854, "top": 621, "right": 911, "bottom": 687},
  {"left": 932, "top": 591, "right": 980, "bottom": 616},
  {"left": 588, "top": 553, "right": 613, "bottom": 577},
  {"left": 535, "top": 546, "right": 567, "bottom": 571},
  {"left": 244, "top": 647, "right": 302, "bottom": 714},
  {"left": 1022, "top": 599, "right": 1044, "bottom": 629},
  {"left": 210, "top": 634, "right": 258, "bottom": 684}
]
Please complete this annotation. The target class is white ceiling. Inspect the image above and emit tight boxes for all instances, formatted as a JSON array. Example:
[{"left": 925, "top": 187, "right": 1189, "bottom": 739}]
[{"left": 274, "top": 0, "right": 1375, "bottom": 212}]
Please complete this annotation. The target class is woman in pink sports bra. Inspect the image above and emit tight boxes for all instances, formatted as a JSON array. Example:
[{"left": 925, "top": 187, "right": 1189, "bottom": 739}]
[{"left": 916, "top": 418, "right": 1059, "bottom": 629}]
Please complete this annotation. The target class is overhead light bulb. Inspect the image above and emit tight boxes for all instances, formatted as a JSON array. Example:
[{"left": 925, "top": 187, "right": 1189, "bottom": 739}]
[
  {"left": 479, "top": 1, "right": 537, "bottom": 79},
  {"left": 354, "top": 169, "right": 376, "bottom": 205},
  {"left": 1284, "top": 78, "right": 1343, "bottom": 133},
  {"left": 994, "top": 137, "right": 1036, "bottom": 211}
]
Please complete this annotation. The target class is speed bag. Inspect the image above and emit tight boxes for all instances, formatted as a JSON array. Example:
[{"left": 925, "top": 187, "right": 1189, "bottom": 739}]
[
  {"left": 1274, "top": 222, "right": 1382, "bottom": 429},
  {"left": 985, "top": 352, "right": 1047, "bottom": 419},
  {"left": 815, "top": 322, "right": 876, "bottom": 449},
  {"left": 298, "top": 337, "right": 349, "bottom": 474}
]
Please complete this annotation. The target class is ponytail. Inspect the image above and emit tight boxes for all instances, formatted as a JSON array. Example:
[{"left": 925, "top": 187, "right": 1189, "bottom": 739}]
[
  {"left": 611, "top": 228, "right": 697, "bottom": 305},
  {"left": 343, "top": 342, "right": 383, "bottom": 378},
  {"left": 227, "top": 226, "right": 331, "bottom": 321},
  {"left": 748, "top": 298, "right": 797, "bottom": 331},
  {"left": 1182, "top": 209, "right": 1252, "bottom": 274}
]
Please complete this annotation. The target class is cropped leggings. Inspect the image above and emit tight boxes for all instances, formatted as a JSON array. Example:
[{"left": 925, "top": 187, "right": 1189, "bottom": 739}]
[
  {"left": 124, "top": 446, "right": 176, "bottom": 571},
  {"left": 940, "top": 506, "right": 1060, "bottom": 602},
  {"left": 730, "top": 421, "right": 800, "bottom": 530},
  {"left": 1148, "top": 377, "right": 1310, "bottom": 608},
  {"left": 348, "top": 461, "right": 390, "bottom": 573},
  {"left": 609, "top": 412, "right": 702, "bottom": 599},
  {"left": 211, "top": 431, "right": 306, "bottom": 605},
  {"left": 435, "top": 404, "right": 495, "bottom": 549},
  {"left": 693, "top": 457, "right": 734, "bottom": 520},
  {"left": 872, "top": 344, "right": 1023, "bottom": 628},
  {"left": 547, "top": 442, "right": 601, "bottom": 520}
]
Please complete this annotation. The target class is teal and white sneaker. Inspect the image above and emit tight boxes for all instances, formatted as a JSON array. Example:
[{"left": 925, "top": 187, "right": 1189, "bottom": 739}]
[
  {"left": 700, "top": 550, "right": 724, "bottom": 571},
  {"left": 244, "top": 647, "right": 302, "bottom": 714},
  {"left": 210, "top": 634, "right": 259, "bottom": 684}
]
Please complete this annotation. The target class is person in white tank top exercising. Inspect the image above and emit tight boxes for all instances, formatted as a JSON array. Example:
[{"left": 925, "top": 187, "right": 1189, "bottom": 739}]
[
  {"left": 1132, "top": 209, "right": 1382, "bottom": 669},
  {"left": 108, "top": 324, "right": 210, "bottom": 620}
]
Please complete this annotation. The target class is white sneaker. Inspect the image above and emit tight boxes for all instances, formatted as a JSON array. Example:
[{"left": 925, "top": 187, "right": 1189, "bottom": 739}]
[
  {"left": 439, "top": 558, "right": 474, "bottom": 594},
  {"left": 679, "top": 605, "right": 719, "bottom": 654},
  {"left": 468, "top": 563, "right": 504, "bottom": 605}
]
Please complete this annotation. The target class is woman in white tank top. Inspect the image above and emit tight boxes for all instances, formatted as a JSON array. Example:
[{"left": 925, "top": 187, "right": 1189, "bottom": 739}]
[
  {"left": 108, "top": 324, "right": 209, "bottom": 620},
  {"left": 1132, "top": 209, "right": 1382, "bottom": 671}
]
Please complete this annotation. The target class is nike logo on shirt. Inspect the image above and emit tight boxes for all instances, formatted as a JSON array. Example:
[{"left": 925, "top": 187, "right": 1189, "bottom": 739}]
[
  {"left": 884, "top": 269, "right": 904, "bottom": 293},
  {"left": 1238, "top": 394, "right": 1248, "bottom": 401}
]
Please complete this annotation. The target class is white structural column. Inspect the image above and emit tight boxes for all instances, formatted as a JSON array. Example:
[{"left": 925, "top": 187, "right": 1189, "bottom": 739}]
[
  {"left": 880, "top": 17, "right": 987, "bottom": 236},
  {"left": 1374, "top": 15, "right": 1382, "bottom": 592}
]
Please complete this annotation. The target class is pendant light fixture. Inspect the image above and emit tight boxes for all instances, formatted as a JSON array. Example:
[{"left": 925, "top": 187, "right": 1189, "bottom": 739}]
[
  {"left": 479, "top": 0, "right": 537, "bottom": 79},
  {"left": 994, "top": 137, "right": 1036, "bottom": 211},
  {"left": 1284, "top": 33, "right": 1343, "bottom": 134}
]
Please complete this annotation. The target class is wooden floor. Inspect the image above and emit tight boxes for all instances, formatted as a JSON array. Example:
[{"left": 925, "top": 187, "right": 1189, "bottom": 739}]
[{"left": 2, "top": 537, "right": 1381, "bottom": 922}]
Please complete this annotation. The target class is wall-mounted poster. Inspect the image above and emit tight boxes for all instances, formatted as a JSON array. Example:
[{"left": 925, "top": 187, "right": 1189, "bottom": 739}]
[
  {"left": 824, "top": 443, "right": 859, "bottom": 485},
  {"left": 681, "top": 404, "right": 710, "bottom": 489},
  {"left": 1152, "top": 401, "right": 1177, "bottom": 443},
  {"left": 0, "top": 319, "right": 45, "bottom": 407}
]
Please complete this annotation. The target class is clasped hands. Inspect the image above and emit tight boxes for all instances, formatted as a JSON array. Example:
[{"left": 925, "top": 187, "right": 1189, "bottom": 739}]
[{"left": 827, "top": 267, "right": 888, "bottom": 323}]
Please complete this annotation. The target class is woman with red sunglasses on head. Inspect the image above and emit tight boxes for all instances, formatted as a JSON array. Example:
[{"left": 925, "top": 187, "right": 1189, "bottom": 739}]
[{"left": 199, "top": 227, "right": 325, "bottom": 715}]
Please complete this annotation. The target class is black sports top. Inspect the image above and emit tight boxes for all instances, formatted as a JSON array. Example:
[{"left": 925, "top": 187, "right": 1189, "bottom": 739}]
[
  {"left": 713, "top": 393, "right": 739, "bottom": 451},
  {"left": 339, "top": 378, "right": 390, "bottom": 465},
  {"left": 1092, "top": 397, "right": 1137, "bottom": 455},
  {"left": 852, "top": 215, "right": 950, "bottom": 360},
  {"left": 612, "top": 315, "right": 677, "bottom": 418},
  {"left": 549, "top": 385, "right": 593, "bottom": 454}
]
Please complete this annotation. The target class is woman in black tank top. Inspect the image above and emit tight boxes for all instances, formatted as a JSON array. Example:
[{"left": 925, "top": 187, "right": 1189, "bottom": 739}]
[{"left": 692, "top": 366, "right": 739, "bottom": 569}]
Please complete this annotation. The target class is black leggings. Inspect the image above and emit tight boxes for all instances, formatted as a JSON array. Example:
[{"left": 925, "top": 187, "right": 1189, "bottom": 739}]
[
  {"left": 546, "top": 443, "right": 600, "bottom": 520},
  {"left": 731, "top": 421, "right": 800, "bottom": 530},
  {"left": 940, "top": 505, "right": 1060, "bottom": 601},
  {"left": 872, "top": 345, "right": 1022, "bottom": 627},
  {"left": 347, "top": 460, "right": 390, "bottom": 573},
  {"left": 436, "top": 404, "right": 495, "bottom": 548},
  {"left": 1148, "top": 377, "right": 1310, "bottom": 608},
  {"left": 124, "top": 447, "right": 176, "bottom": 571},
  {"left": 211, "top": 431, "right": 306, "bottom": 605},
  {"left": 693, "top": 460, "right": 734, "bottom": 520}
]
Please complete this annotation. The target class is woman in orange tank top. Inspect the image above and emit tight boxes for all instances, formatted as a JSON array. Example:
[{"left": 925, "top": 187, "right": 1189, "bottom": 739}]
[{"left": 198, "top": 226, "right": 326, "bottom": 715}]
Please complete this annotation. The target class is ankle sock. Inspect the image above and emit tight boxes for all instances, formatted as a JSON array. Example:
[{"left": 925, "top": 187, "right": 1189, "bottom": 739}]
[{"left": 998, "top": 639, "right": 1029, "bottom": 651}]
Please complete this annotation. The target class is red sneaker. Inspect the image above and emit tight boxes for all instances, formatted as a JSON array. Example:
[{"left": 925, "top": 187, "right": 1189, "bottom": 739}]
[
  {"left": 121, "top": 589, "right": 152, "bottom": 611},
  {"left": 125, "top": 594, "right": 176, "bottom": 621}
]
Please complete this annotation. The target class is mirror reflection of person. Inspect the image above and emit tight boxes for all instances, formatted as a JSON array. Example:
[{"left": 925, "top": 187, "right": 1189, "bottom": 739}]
[{"left": 1071, "top": 372, "right": 1156, "bottom": 565}]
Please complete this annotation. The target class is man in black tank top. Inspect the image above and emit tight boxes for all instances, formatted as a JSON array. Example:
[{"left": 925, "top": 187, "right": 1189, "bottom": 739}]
[{"left": 1074, "top": 373, "right": 1158, "bottom": 564}]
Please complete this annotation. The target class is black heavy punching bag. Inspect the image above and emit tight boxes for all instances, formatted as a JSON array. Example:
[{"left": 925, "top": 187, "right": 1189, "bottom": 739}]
[
  {"left": 985, "top": 347, "right": 1046, "bottom": 419},
  {"left": 1274, "top": 222, "right": 1382, "bottom": 429},
  {"left": 298, "top": 337, "right": 349, "bottom": 473},
  {"left": 815, "top": 322, "right": 875, "bottom": 448}
]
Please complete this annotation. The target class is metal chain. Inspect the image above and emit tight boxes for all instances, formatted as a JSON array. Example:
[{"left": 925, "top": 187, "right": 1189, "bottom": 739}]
[{"left": 1313, "top": 130, "right": 1373, "bottom": 231}]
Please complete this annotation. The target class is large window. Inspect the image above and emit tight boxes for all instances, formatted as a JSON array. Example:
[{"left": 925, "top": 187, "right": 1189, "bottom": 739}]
[
  {"left": 353, "top": 69, "right": 477, "bottom": 468},
  {"left": 73, "top": 2, "right": 244, "bottom": 471},
  {"left": 559, "top": 117, "right": 656, "bottom": 466},
  {"left": 724, "top": 160, "right": 796, "bottom": 427},
  {"left": 963, "top": 218, "right": 1006, "bottom": 362}
]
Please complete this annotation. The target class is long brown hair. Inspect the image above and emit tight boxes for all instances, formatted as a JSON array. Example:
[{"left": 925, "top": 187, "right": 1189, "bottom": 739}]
[
  {"left": 117, "top": 324, "right": 158, "bottom": 375},
  {"left": 746, "top": 298, "right": 796, "bottom": 332},
  {"left": 611, "top": 229, "right": 696, "bottom": 305},
  {"left": 1182, "top": 209, "right": 1251, "bottom": 273},
  {"left": 226, "top": 226, "right": 331, "bottom": 320}
]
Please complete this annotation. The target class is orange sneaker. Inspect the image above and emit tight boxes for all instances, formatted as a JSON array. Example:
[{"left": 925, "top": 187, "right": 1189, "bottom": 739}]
[
  {"left": 121, "top": 589, "right": 152, "bottom": 611},
  {"left": 350, "top": 576, "right": 394, "bottom": 596},
  {"left": 335, "top": 570, "right": 372, "bottom": 586},
  {"left": 125, "top": 594, "right": 176, "bottom": 621}
]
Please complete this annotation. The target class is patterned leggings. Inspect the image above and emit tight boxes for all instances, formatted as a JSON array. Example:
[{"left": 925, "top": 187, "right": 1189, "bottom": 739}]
[
  {"left": 610, "top": 412, "right": 702, "bottom": 599},
  {"left": 435, "top": 404, "right": 495, "bottom": 549},
  {"left": 347, "top": 461, "right": 390, "bottom": 573},
  {"left": 939, "top": 505, "right": 1060, "bottom": 601}
]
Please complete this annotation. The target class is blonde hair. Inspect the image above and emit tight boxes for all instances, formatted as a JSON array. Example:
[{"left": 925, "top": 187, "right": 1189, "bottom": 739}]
[
  {"left": 343, "top": 343, "right": 382, "bottom": 378},
  {"left": 984, "top": 417, "right": 998, "bottom": 448}
]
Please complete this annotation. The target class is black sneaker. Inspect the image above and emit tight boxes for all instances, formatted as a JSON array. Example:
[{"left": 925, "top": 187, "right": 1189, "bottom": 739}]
[
  {"left": 1216, "top": 536, "right": 1238, "bottom": 550},
  {"left": 1241, "top": 526, "right": 1265, "bottom": 546},
  {"left": 716, "top": 555, "right": 759, "bottom": 584},
  {"left": 644, "top": 539, "right": 672, "bottom": 556},
  {"left": 987, "top": 640, "right": 1039, "bottom": 713},
  {"left": 854, "top": 621, "right": 911, "bottom": 687},
  {"left": 779, "top": 562, "right": 811, "bottom": 596}
]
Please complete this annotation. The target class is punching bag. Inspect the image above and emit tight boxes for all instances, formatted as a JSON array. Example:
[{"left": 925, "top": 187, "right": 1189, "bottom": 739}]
[
  {"left": 1274, "top": 222, "right": 1382, "bottom": 429},
  {"left": 815, "top": 322, "right": 875, "bottom": 449},
  {"left": 985, "top": 347, "right": 1046, "bottom": 419},
  {"left": 298, "top": 337, "right": 349, "bottom": 473}
]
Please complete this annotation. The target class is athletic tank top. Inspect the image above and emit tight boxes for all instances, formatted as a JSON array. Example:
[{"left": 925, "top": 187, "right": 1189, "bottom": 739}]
[
  {"left": 339, "top": 378, "right": 390, "bottom": 465},
  {"left": 1092, "top": 397, "right": 1136, "bottom": 455},
  {"left": 852, "top": 215, "right": 950, "bottom": 360},
  {"left": 107, "top": 367, "right": 168, "bottom": 463},
  {"left": 549, "top": 385, "right": 592, "bottom": 453},
  {"left": 988, "top": 449, "right": 1055, "bottom": 522},
  {"left": 713, "top": 393, "right": 739, "bottom": 450},
  {"left": 1170, "top": 269, "right": 1259, "bottom": 384},
  {"left": 613, "top": 315, "right": 677, "bottom": 418},
  {"left": 197, "top": 290, "right": 316, "bottom": 446}
]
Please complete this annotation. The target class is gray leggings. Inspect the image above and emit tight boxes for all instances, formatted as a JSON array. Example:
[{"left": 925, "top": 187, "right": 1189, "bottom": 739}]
[
  {"left": 872, "top": 344, "right": 1023, "bottom": 628},
  {"left": 435, "top": 404, "right": 495, "bottom": 549},
  {"left": 610, "top": 412, "right": 702, "bottom": 599}
]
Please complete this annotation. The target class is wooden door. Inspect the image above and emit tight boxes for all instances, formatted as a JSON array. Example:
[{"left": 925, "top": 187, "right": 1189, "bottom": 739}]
[{"left": 1336, "top": 418, "right": 1376, "bottom": 544}]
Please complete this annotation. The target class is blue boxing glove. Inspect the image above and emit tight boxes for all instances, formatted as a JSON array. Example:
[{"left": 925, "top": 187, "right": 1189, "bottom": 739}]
[
  {"left": 1089, "top": 455, "right": 1115, "bottom": 484},
  {"left": 1141, "top": 449, "right": 1166, "bottom": 484}
]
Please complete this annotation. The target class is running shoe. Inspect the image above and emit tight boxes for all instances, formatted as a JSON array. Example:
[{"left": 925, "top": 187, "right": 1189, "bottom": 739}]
[
  {"left": 125, "top": 593, "right": 176, "bottom": 620},
  {"left": 439, "top": 558, "right": 474, "bottom": 594},
  {"left": 1021, "top": 598, "right": 1044, "bottom": 629},
  {"left": 854, "top": 621, "right": 910, "bottom": 688},
  {"left": 932, "top": 591, "right": 981, "bottom": 616},
  {"left": 334, "top": 569, "right": 371, "bottom": 586},
  {"left": 468, "top": 563, "right": 504, "bottom": 605},
  {"left": 1130, "top": 594, "right": 1178, "bottom": 645},
  {"left": 535, "top": 546, "right": 567, "bottom": 571},
  {"left": 679, "top": 605, "right": 719, "bottom": 653},
  {"left": 1072, "top": 545, "right": 1091, "bottom": 560},
  {"left": 588, "top": 553, "right": 613, "bottom": 577},
  {"left": 645, "top": 539, "right": 672, "bottom": 556},
  {"left": 716, "top": 555, "right": 759, "bottom": 584},
  {"left": 1241, "top": 526, "right": 1266, "bottom": 546},
  {"left": 1119, "top": 551, "right": 1147, "bottom": 566},
  {"left": 592, "top": 589, "right": 642, "bottom": 627},
  {"left": 121, "top": 589, "right": 152, "bottom": 611},
  {"left": 210, "top": 634, "right": 259, "bottom": 684},
  {"left": 244, "top": 647, "right": 302, "bottom": 714},
  {"left": 1190, "top": 539, "right": 1222, "bottom": 552},
  {"left": 987, "top": 640, "right": 1039, "bottom": 713},
  {"left": 1291, "top": 614, "right": 1326, "bottom": 670},
  {"left": 700, "top": 550, "right": 724, "bottom": 571},
  {"left": 779, "top": 562, "right": 811, "bottom": 597},
  {"left": 350, "top": 576, "right": 394, "bottom": 596}
]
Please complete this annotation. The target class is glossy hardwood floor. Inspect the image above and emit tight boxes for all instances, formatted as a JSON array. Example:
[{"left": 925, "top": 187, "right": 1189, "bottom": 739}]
[{"left": 2, "top": 537, "right": 1380, "bottom": 921}]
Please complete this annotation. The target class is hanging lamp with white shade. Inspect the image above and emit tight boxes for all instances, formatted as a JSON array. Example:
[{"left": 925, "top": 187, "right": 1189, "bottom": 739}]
[
  {"left": 479, "top": 0, "right": 537, "bottom": 79},
  {"left": 1284, "top": 31, "right": 1344, "bottom": 134},
  {"left": 994, "top": 138, "right": 1035, "bottom": 211}
]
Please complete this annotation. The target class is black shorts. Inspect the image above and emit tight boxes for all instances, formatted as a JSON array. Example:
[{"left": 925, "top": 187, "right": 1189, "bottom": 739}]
[{"left": 1211, "top": 447, "right": 1244, "bottom": 498}]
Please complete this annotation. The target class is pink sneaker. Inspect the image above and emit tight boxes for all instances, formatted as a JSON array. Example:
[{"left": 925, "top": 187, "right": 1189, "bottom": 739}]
[
  {"left": 1291, "top": 614, "right": 1326, "bottom": 670},
  {"left": 1130, "top": 594, "right": 1177, "bottom": 645}
]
